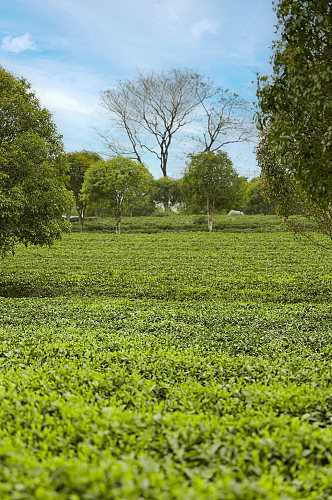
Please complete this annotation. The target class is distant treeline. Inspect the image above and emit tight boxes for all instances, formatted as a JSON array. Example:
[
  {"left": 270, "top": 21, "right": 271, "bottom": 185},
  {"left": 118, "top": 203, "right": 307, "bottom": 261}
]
[{"left": 66, "top": 151, "right": 275, "bottom": 233}]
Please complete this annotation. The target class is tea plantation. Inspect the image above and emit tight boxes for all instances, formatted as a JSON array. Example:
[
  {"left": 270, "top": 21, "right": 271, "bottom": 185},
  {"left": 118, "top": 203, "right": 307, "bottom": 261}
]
[{"left": 0, "top": 229, "right": 331, "bottom": 499}]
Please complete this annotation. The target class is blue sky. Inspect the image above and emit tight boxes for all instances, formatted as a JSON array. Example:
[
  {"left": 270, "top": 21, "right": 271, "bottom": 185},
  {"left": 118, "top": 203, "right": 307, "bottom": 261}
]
[{"left": 0, "top": 0, "right": 276, "bottom": 179}]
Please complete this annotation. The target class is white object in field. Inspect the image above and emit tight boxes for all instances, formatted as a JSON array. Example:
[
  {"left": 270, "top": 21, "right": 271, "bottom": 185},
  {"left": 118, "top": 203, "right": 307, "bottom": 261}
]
[{"left": 227, "top": 210, "right": 244, "bottom": 216}]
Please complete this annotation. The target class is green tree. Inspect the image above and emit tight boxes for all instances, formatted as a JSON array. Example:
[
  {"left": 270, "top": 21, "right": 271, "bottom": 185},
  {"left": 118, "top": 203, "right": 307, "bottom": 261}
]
[
  {"left": 256, "top": 0, "right": 332, "bottom": 208},
  {"left": 233, "top": 176, "right": 249, "bottom": 212},
  {"left": 257, "top": 139, "right": 332, "bottom": 242},
  {"left": 82, "top": 157, "right": 153, "bottom": 234},
  {"left": 127, "top": 195, "right": 155, "bottom": 216},
  {"left": 153, "top": 177, "right": 183, "bottom": 212},
  {"left": 67, "top": 151, "right": 101, "bottom": 232},
  {"left": 0, "top": 66, "right": 71, "bottom": 256},
  {"left": 244, "top": 178, "right": 275, "bottom": 215},
  {"left": 182, "top": 151, "right": 240, "bottom": 232}
]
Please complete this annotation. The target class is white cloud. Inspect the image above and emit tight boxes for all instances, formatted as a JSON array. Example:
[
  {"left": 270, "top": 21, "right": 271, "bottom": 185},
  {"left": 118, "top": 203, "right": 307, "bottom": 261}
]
[
  {"left": 1, "top": 33, "right": 36, "bottom": 53},
  {"left": 154, "top": 0, "right": 189, "bottom": 22},
  {"left": 35, "top": 88, "right": 94, "bottom": 114},
  {"left": 0, "top": 0, "right": 274, "bottom": 175},
  {"left": 190, "top": 20, "right": 218, "bottom": 40}
]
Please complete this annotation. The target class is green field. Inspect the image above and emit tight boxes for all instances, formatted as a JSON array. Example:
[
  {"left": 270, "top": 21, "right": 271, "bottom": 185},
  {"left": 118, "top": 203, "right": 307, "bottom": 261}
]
[{"left": 0, "top": 227, "right": 331, "bottom": 499}]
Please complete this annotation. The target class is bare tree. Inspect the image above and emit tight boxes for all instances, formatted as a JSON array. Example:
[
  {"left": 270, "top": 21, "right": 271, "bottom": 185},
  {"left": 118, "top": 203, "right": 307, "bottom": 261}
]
[
  {"left": 100, "top": 69, "right": 207, "bottom": 177},
  {"left": 99, "top": 69, "right": 255, "bottom": 177},
  {"left": 100, "top": 80, "right": 144, "bottom": 163},
  {"left": 192, "top": 85, "right": 256, "bottom": 153}
]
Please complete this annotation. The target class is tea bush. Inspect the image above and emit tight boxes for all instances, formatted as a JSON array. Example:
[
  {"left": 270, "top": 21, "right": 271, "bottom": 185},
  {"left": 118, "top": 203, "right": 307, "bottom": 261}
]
[
  {"left": 74, "top": 214, "right": 286, "bottom": 233},
  {"left": 0, "top": 231, "right": 331, "bottom": 498}
]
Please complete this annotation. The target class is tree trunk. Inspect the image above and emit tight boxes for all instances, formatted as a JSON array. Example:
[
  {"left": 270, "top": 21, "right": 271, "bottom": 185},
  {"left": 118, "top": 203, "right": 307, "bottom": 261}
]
[
  {"left": 161, "top": 151, "right": 167, "bottom": 177},
  {"left": 75, "top": 196, "right": 84, "bottom": 233},
  {"left": 210, "top": 201, "right": 214, "bottom": 232},
  {"left": 78, "top": 209, "right": 84, "bottom": 233},
  {"left": 115, "top": 210, "right": 121, "bottom": 234},
  {"left": 66, "top": 208, "right": 71, "bottom": 221},
  {"left": 207, "top": 196, "right": 214, "bottom": 232},
  {"left": 163, "top": 199, "right": 169, "bottom": 212}
]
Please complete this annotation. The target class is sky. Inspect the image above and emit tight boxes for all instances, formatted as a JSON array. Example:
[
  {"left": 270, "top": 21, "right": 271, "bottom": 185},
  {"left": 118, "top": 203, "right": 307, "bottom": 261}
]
[{"left": 0, "top": 0, "right": 277, "bottom": 179}]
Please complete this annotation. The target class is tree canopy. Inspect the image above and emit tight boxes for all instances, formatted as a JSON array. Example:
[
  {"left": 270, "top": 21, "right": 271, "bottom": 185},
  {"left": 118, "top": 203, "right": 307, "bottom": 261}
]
[
  {"left": 82, "top": 157, "right": 153, "bottom": 233},
  {"left": 182, "top": 151, "right": 240, "bottom": 231},
  {"left": 0, "top": 66, "right": 71, "bottom": 256},
  {"left": 67, "top": 151, "right": 101, "bottom": 232},
  {"left": 256, "top": 0, "right": 332, "bottom": 208},
  {"left": 153, "top": 177, "right": 183, "bottom": 212},
  {"left": 244, "top": 178, "right": 275, "bottom": 215},
  {"left": 257, "top": 139, "right": 332, "bottom": 241}
]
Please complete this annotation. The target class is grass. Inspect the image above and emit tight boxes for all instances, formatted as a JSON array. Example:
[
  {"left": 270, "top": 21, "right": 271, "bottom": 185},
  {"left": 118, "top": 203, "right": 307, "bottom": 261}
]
[{"left": 0, "top": 227, "right": 331, "bottom": 499}]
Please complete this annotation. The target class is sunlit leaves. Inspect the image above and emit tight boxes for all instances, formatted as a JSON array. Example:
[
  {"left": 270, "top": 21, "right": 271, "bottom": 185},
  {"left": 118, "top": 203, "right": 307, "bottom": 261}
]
[
  {"left": 0, "top": 231, "right": 331, "bottom": 498},
  {"left": 0, "top": 66, "right": 71, "bottom": 255},
  {"left": 256, "top": 0, "right": 332, "bottom": 208}
]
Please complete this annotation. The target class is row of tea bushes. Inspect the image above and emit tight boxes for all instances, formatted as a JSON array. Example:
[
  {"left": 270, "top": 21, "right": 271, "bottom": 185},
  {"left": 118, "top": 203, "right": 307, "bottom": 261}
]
[
  {"left": 73, "top": 214, "right": 286, "bottom": 233},
  {"left": 0, "top": 232, "right": 331, "bottom": 498}
]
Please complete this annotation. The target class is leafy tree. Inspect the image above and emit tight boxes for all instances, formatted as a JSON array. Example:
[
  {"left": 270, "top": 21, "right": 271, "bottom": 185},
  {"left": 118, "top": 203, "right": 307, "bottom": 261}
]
[
  {"left": 257, "top": 140, "right": 332, "bottom": 242},
  {"left": 244, "top": 178, "right": 275, "bottom": 215},
  {"left": 67, "top": 151, "right": 101, "bottom": 232},
  {"left": 127, "top": 194, "right": 155, "bottom": 217},
  {"left": 82, "top": 157, "right": 153, "bottom": 233},
  {"left": 153, "top": 177, "right": 183, "bottom": 212},
  {"left": 256, "top": 0, "right": 332, "bottom": 208},
  {"left": 0, "top": 66, "right": 71, "bottom": 256},
  {"left": 182, "top": 151, "right": 240, "bottom": 232},
  {"left": 232, "top": 176, "right": 249, "bottom": 212}
]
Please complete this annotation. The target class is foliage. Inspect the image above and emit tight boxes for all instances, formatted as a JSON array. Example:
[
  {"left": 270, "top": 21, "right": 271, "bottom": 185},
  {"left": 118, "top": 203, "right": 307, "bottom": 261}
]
[
  {"left": 67, "top": 151, "right": 102, "bottom": 232},
  {"left": 232, "top": 175, "right": 249, "bottom": 212},
  {"left": 127, "top": 193, "right": 156, "bottom": 217},
  {"left": 0, "top": 66, "right": 71, "bottom": 256},
  {"left": 244, "top": 179, "right": 276, "bottom": 215},
  {"left": 257, "top": 137, "right": 332, "bottom": 243},
  {"left": 256, "top": 0, "right": 332, "bottom": 208},
  {"left": 153, "top": 177, "right": 183, "bottom": 212},
  {"left": 0, "top": 231, "right": 331, "bottom": 498},
  {"left": 82, "top": 157, "right": 153, "bottom": 233},
  {"left": 182, "top": 151, "right": 241, "bottom": 231}
]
